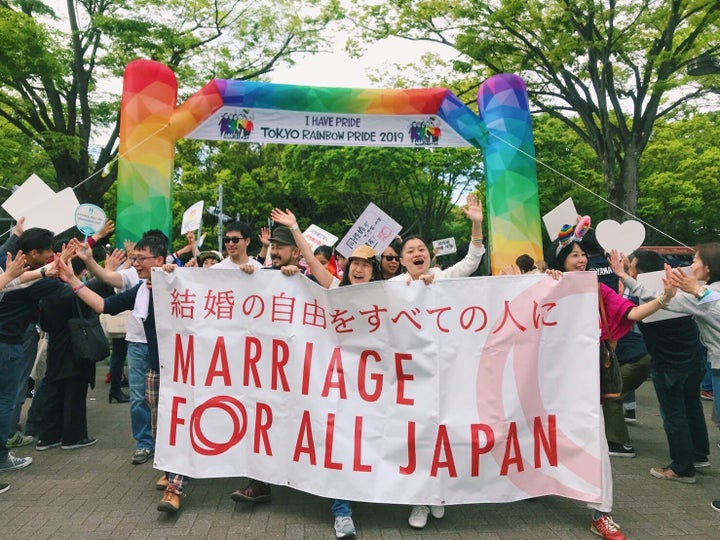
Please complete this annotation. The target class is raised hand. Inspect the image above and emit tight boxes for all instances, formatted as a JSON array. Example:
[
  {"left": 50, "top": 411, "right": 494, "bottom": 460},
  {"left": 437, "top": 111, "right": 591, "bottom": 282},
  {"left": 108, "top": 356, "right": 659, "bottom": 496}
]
[
  {"left": 270, "top": 208, "right": 297, "bottom": 229},
  {"left": 258, "top": 226, "right": 271, "bottom": 247},
  {"left": 462, "top": 193, "right": 483, "bottom": 224},
  {"left": 105, "top": 248, "right": 127, "bottom": 271},
  {"left": 5, "top": 251, "right": 27, "bottom": 278}
]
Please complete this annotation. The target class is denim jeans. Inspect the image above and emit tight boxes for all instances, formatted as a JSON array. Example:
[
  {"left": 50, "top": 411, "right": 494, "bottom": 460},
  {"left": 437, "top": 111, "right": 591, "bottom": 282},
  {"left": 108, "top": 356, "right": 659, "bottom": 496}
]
[
  {"left": 10, "top": 324, "right": 38, "bottom": 431},
  {"left": 331, "top": 499, "right": 352, "bottom": 517},
  {"left": 652, "top": 363, "right": 709, "bottom": 476},
  {"left": 127, "top": 342, "right": 153, "bottom": 451},
  {"left": 0, "top": 341, "right": 27, "bottom": 461},
  {"left": 711, "top": 368, "right": 720, "bottom": 429}
]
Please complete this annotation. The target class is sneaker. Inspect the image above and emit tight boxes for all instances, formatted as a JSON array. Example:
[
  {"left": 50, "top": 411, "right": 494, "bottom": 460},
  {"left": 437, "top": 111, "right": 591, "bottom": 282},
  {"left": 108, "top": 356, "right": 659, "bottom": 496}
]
[
  {"left": 429, "top": 505, "right": 445, "bottom": 519},
  {"left": 0, "top": 453, "right": 32, "bottom": 472},
  {"left": 608, "top": 442, "right": 635, "bottom": 457},
  {"left": 61, "top": 437, "right": 97, "bottom": 450},
  {"left": 157, "top": 488, "right": 182, "bottom": 513},
  {"left": 7, "top": 432, "right": 35, "bottom": 448},
  {"left": 0, "top": 483, "right": 9, "bottom": 494},
  {"left": 35, "top": 439, "right": 61, "bottom": 451},
  {"left": 591, "top": 514, "right": 626, "bottom": 540},
  {"left": 711, "top": 500, "right": 720, "bottom": 513},
  {"left": 230, "top": 480, "right": 272, "bottom": 503},
  {"left": 156, "top": 474, "right": 169, "bottom": 491},
  {"left": 333, "top": 516, "right": 356, "bottom": 538},
  {"left": 623, "top": 409, "right": 636, "bottom": 423},
  {"left": 131, "top": 448, "right": 154, "bottom": 465},
  {"left": 649, "top": 466, "right": 696, "bottom": 484},
  {"left": 694, "top": 460, "right": 711, "bottom": 469},
  {"left": 408, "top": 505, "right": 430, "bottom": 528},
  {"left": 701, "top": 390, "right": 714, "bottom": 401}
]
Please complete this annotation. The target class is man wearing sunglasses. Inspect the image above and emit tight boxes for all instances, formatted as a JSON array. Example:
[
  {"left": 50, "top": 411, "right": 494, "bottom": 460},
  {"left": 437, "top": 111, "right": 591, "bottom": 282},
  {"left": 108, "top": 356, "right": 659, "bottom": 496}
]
[{"left": 212, "top": 221, "right": 262, "bottom": 272}]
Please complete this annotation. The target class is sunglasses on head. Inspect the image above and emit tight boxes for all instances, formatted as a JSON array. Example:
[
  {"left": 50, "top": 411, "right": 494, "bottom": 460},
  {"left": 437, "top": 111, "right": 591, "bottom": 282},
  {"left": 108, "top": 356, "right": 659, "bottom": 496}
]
[
  {"left": 383, "top": 255, "right": 400, "bottom": 261},
  {"left": 223, "top": 236, "right": 244, "bottom": 244}
]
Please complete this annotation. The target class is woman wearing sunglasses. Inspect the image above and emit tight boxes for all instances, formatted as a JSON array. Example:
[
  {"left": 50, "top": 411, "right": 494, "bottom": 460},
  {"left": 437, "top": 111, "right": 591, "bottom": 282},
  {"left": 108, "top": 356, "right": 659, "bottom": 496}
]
[{"left": 380, "top": 244, "right": 402, "bottom": 280}]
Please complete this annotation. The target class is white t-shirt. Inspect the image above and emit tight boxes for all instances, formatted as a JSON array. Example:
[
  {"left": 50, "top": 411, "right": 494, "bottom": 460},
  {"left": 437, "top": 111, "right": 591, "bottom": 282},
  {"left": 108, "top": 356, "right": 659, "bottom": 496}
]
[
  {"left": 118, "top": 267, "right": 146, "bottom": 343},
  {"left": 211, "top": 257, "right": 263, "bottom": 270}
]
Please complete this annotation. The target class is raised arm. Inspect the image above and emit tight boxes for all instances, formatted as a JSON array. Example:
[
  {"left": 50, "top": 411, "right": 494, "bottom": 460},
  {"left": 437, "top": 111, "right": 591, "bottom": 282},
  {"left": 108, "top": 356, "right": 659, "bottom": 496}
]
[
  {"left": 269, "top": 208, "right": 336, "bottom": 288},
  {"left": 75, "top": 244, "right": 124, "bottom": 288},
  {"left": 56, "top": 257, "right": 105, "bottom": 313}
]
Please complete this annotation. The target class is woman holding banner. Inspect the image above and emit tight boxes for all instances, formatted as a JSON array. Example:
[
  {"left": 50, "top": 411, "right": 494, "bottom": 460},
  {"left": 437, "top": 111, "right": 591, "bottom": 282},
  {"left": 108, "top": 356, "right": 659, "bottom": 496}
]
[
  {"left": 267, "top": 207, "right": 385, "bottom": 539},
  {"left": 546, "top": 218, "right": 675, "bottom": 540},
  {"left": 387, "top": 193, "right": 485, "bottom": 529}
]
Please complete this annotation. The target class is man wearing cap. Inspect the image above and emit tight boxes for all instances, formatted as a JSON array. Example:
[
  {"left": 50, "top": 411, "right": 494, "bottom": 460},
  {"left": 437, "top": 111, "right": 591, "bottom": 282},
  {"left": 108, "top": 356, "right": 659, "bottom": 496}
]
[
  {"left": 267, "top": 225, "right": 302, "bottom": 270},
  {"left": 198, "top": 251, "right": 222, "bottom": 268},
  {"left": 229, "top": 223, "right": 316, "bottom": 507},
  {"left": 212, "top": 221, "right": 262, "bottom": 271}
]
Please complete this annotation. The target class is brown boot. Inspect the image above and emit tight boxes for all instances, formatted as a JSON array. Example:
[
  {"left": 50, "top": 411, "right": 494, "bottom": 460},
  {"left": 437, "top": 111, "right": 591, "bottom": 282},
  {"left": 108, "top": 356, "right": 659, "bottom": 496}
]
[
  {"left": 155, "top": 474, "right": 168, "bottom": 491},
  {"left": 157, "top": 488, "right": 182, "bottom": 513}
]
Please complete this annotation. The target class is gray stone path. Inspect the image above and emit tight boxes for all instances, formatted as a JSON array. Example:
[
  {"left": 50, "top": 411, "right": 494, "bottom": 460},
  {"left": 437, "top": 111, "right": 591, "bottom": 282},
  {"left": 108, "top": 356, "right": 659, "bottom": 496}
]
[{"left": 2, "top": 371, "right": 719, "bottom": 539}]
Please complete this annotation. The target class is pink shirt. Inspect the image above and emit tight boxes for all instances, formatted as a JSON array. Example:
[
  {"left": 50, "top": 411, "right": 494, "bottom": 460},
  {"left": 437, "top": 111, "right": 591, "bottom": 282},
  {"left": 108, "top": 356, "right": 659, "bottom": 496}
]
[{"left": 599, "top": 283, "right": 635, "bottom": 341}]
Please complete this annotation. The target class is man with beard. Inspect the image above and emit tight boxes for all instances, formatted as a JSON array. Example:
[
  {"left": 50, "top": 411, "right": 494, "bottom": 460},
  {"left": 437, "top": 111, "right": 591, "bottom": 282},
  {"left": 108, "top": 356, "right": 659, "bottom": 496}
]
[{"left": 229, "top": 224, "right": 307, "bottom": 505}]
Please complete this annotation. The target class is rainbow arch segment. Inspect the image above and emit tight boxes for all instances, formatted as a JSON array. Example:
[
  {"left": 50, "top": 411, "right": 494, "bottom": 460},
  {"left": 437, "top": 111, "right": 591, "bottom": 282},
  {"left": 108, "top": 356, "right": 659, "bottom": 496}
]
[
  {"left": 478, "top": 74, "right": 542, "bottom": 275},
  {"left": 171, "top": 79, "right": 489, "bottom": 150},
  {"left": 118, "top": 60, "right": 542, "bottom": 270},
  {"left": 117, "top": 59, "right": 177, "bottom": 243}
]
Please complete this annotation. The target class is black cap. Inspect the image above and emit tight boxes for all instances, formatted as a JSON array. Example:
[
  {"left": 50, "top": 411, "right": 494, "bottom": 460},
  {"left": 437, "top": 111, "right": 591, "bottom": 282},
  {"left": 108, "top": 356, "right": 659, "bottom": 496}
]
[{"left": 269, "top": 226, "right": 297, "bottom": 247}]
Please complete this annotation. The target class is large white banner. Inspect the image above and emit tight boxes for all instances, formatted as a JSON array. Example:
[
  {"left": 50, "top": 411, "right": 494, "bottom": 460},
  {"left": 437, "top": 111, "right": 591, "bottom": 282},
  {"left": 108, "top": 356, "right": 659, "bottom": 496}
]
[
  {"left": 152, "top": 269, "right": 603, "bottom": 505},
  {"left": 185, "top": 107, "right": 472, "bottom": 148}
]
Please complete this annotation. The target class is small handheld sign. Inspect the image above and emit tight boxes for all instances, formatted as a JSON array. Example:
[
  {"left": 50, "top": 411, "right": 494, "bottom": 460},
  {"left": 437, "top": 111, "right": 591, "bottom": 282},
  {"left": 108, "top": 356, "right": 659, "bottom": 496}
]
[{"left": 75, "top": 203, "right": 107, "bottom": 240}]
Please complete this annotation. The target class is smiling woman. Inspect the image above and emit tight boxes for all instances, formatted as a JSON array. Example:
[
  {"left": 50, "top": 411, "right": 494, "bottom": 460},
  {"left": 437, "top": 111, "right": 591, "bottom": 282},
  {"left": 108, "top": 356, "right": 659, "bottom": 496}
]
[{"left": 390, "top": 193, "right": 485, "bottom": 286}]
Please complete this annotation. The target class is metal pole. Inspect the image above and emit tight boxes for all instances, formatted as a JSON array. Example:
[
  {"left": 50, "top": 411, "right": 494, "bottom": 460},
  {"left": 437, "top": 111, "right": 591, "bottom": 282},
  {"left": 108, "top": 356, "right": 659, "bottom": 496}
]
[{"left": 217, "top": 183, "right": 223, "bottom": 251}]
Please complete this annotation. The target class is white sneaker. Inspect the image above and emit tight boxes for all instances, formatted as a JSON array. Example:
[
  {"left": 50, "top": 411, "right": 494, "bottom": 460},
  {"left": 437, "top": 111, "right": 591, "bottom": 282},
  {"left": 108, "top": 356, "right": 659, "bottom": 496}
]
[
  {"left": 408, "top": 505, "right": 430, "bottom": 528},
  {"left": 429, "top": 505, "right": 445, "bottom": 519},
  {"left": 333, "top": 515, "right": 356, "bottom": 538}
]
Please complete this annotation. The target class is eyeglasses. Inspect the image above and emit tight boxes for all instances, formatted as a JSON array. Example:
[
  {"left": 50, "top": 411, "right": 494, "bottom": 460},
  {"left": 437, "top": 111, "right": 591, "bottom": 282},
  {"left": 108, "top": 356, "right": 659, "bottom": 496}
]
[
  {"left": 382, "top": 255, "right": 400, "bottom": 261},
  {"left": 223, "top": 236, "right": 245, "bottom": 244},
  {"left": 130, "top": 256, "right": 156, "bottom": 263}
]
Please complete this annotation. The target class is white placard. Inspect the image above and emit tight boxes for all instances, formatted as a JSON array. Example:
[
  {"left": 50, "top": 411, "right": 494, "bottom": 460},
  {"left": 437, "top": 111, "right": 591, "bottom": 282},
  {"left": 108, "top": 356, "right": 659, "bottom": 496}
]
[
  {"left": 637, "top": 267, "right": 691, "bottom": 322},
  {"left": 17, "top": 188, "right": 80, "bottom": 234},
  {"left": 303, "top": 224, "right": 338, "bottom": 252},
  {"left": 1, "top": 174, "right": 56, "bottom": 219},
  {"left": 595, "top": 220, "right": 646, "bottom": 256},
  {"left": 336, "top": 203, "right": 402, "bottom": 258},
  {"left": 181, "top": 200, "right": 204, "bottom": 234},
  {"left": 432, "top": 237, "right": 457, "bottom": 256},
  {"left": 542, "top": 198, "right": 577, "bottom": 240}
]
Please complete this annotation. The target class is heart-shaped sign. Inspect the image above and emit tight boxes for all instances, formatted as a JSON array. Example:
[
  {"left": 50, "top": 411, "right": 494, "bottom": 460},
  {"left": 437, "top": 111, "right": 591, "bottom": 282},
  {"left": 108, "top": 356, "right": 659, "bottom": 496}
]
[{"left": 595, "top": 219, "right": 646, "bottom": 256}]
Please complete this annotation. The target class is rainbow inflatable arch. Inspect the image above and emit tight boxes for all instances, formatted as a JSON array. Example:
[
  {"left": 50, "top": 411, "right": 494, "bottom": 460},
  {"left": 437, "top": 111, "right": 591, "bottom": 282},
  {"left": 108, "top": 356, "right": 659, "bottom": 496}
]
[{"left": 118, "top": 59, "right": 542, "bottom": 273}]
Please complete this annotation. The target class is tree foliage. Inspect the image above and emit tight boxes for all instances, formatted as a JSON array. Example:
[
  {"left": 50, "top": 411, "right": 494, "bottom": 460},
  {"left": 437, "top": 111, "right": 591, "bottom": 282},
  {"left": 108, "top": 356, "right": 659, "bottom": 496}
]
[
  {"left": 0, "top": 0, "right": 341, "bottom": 203},
  {"left": 349, "top": 0, "right": 720, "bottom": 220}
]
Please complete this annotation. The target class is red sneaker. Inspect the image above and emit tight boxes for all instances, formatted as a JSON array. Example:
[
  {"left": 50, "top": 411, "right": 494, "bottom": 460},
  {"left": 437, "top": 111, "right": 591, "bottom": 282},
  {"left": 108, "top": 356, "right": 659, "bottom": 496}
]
[
  {"left": 591, "top": 514, "right": 626, "bottom": 540},
  {"left": 104, "top": 372, "right": 111, "bottom": 384}
]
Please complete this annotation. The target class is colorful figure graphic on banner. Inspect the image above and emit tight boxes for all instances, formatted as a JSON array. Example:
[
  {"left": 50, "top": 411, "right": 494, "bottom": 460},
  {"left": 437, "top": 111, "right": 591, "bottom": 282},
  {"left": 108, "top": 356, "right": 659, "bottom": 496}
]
[{"left": 117, "top": 59, "right": 542, "bottom": 273}]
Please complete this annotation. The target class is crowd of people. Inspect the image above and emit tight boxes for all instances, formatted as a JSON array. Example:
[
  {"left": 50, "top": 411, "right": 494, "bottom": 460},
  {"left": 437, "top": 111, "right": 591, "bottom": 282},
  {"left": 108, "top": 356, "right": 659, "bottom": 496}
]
[{"left": 0, "top": 203, "right": 719, "bottom": 540}]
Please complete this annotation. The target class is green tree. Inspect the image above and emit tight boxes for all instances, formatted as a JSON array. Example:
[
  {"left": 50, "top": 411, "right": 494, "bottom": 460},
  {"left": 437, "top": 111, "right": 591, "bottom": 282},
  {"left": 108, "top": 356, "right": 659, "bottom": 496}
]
[
  {"left": 0, "top": 0, "right": 340, "bottom": 203},
  {"left": 280, "top": 145, "right": 483, "bottom": 241},
  {"left": 350, "top": 0, "right": 720, "bottom": 221},
  {"left": 639, "top": 111, "right": 720, "bottom": 244}
]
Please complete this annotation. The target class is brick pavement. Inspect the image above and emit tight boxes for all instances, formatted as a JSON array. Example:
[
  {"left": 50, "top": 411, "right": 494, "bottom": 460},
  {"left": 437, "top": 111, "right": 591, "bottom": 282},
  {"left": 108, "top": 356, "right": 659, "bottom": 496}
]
[{"left": 2, "top": 371, "right": 719, "bottom": 539}]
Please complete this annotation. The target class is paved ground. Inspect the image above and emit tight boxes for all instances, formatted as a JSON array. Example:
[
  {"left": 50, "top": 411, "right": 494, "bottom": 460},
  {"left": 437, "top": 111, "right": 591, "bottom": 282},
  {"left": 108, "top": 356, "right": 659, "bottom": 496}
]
[{"left": 2, "top": 370, "right": 719, "bottom": 539}]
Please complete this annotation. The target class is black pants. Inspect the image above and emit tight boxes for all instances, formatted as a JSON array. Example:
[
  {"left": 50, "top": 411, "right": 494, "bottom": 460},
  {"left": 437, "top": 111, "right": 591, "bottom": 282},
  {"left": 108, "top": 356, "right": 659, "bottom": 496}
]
[{"left": 40, "top": 376, "right": 89, "bottom": 444}]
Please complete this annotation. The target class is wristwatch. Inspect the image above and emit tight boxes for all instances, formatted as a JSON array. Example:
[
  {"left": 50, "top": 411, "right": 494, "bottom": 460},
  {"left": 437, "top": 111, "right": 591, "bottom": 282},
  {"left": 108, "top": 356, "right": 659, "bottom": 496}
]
[
  {"left": 695, "top": 286, "right": 708, "bottom": 299},
  {"left": 40, "top": 267, "right": 47, "bottom": 279}
]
